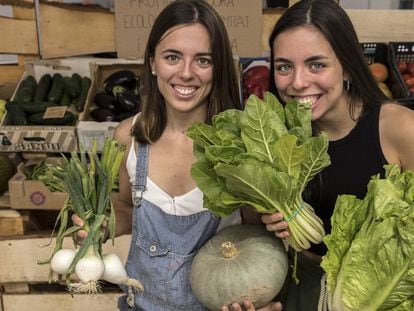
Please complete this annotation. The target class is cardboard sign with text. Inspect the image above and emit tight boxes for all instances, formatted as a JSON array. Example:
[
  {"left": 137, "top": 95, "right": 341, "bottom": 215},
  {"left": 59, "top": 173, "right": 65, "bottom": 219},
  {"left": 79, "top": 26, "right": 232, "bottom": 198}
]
[{"left": 115, "top": 0, "right": 262, "bottom": 59}]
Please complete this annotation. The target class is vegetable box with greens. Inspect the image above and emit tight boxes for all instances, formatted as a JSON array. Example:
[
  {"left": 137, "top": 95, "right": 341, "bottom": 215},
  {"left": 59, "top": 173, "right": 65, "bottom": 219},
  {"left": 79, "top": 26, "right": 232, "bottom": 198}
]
[
  {"left": 321, "top": 164, "right": 414, "bottom": 311},
  {"left": 39, "top": 138, "right": 143, "bottom": 296},
  {"left": 187, "top": 92, "right": 331, "bottom": 251}
]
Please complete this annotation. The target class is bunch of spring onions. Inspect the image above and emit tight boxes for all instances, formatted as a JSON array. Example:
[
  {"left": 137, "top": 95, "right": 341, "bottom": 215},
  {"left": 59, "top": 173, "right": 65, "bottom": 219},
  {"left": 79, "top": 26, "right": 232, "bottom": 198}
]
[{"left": 39, "top": 138, "right": 143, "bottom": 294}]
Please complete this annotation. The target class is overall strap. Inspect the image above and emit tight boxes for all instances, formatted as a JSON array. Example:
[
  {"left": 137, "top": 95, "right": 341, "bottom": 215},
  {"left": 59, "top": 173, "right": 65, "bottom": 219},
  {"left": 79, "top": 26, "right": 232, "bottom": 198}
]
[{"left": 132, "top": 143, "right": 149, "bottom": 207}]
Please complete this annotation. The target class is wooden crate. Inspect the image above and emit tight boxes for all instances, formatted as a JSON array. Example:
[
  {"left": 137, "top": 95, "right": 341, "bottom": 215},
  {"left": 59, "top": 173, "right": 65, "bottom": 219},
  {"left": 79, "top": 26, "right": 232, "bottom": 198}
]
[
  {"left": 1, "top": 292, "right": 122, "bottom": 311},
  {"left": 0, "top": 1, "right": 114, "bottom": 92},
  {"left": 261, "top": 9, "right": 414, "bottom": 53},
  {"left": 0, "top": 2, "right": 37, "bottom": 55},
  {"left": 0, "top": 209, "right": 25, "bottom": 236},
  {"left": 0, "top": 234, "right": 130, "bottom": 283},
  {"left": 0, "top": 4, "right": 37, "bottom": 91},
  {"left": 0, "top": 234, "right": 131, "bottom": 310},
  {"left": 37, "top": 2, "right": 115, "bottom": 59}
]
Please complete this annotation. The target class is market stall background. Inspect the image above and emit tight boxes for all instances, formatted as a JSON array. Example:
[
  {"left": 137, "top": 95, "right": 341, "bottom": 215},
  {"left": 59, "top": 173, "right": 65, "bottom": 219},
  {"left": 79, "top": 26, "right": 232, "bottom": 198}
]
[{"left": 0, "top": 0, "right": 414, "bottom": 310}]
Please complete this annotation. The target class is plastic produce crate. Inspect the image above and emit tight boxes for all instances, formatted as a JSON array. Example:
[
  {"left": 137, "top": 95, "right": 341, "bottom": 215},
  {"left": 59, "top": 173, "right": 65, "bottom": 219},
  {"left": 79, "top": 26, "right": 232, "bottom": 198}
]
[
  {"left": 388, "top": 42, "right": 414, "bottom": 104},
  {"left": 360, "top": 42, "right": 410, "bottom": 104}
]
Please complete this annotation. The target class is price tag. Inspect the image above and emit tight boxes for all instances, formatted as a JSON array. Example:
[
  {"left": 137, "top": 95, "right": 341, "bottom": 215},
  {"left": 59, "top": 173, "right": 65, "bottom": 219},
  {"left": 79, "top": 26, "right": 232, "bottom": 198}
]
[{"left": 43, "top": 106, "right": 67, "bottom": 119}]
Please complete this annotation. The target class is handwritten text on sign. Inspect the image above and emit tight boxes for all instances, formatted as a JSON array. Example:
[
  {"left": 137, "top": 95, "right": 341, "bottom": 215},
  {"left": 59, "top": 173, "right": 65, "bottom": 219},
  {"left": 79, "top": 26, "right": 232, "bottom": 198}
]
[{"left": 115, "top": 0, "right": 262, "bottom": 59}]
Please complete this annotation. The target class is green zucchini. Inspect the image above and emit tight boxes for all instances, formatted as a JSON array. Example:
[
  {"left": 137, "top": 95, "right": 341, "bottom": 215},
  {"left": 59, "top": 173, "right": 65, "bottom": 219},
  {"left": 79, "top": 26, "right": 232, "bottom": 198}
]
[
  {"left": 60, "top": 77, "right": 72, "bottom": 106},
  {"left": 66, "top": 73, "right": 82, "bottom": 99},
  {"left": 47, "top": 73, "right": 65, "bottom": 104},
  {"left": 28, "top": 111, "right": 77, "bottom": 125},
  {"left": 17, "top": 100, "right": 55, "bottom": 114},
  {"left": 15, "top": 75, "right": 37, "bottom": 103},
  {"left": 5, "top": 101, "right": 27, "bottom": 125},
  {"left": 60, "top": 90, "right": 71, "bottom": 106},
  {"left": 34, "top": 74, "right": 52, "bottom": 104},
  {"left": 75, "top": 76, "right": 91, "bottom": 112}
]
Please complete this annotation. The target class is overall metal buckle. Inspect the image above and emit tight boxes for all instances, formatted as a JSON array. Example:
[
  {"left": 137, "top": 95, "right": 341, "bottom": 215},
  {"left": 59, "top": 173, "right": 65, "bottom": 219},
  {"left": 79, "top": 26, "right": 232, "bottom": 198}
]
[{"left": 132, "top": 184, "right": 145, "bottom": 208}]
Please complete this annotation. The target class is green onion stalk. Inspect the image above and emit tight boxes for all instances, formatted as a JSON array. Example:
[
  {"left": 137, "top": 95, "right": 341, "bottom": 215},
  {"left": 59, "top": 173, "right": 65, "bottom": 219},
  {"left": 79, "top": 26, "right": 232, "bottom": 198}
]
[{"left": 37, "top": 138, "right": 141, "bottom": 294}]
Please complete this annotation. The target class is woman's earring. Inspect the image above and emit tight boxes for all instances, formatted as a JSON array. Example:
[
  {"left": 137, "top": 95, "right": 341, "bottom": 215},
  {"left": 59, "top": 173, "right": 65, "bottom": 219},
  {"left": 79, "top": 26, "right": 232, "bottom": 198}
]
[
  {"left": 345, "top": 79, "right": 351, "bottom": 91},
  {"left": 152, "top": 70, "right": 156, "bottom": 76}
]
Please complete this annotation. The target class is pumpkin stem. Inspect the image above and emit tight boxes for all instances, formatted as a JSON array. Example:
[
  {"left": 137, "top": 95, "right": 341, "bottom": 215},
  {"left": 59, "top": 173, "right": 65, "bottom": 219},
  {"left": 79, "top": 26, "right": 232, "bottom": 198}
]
[{"left": 221, "top": 242, "right": 238, "bottom": 258}]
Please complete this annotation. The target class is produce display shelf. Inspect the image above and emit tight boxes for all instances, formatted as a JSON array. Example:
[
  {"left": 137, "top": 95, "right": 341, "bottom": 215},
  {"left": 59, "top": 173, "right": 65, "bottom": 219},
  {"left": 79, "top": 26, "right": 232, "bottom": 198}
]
[
  {"left": 361, "top": 42, "right": 414, "bottom": 107},
  {"left": 389, "top": 41, "right": 414, "bottom": 106}
]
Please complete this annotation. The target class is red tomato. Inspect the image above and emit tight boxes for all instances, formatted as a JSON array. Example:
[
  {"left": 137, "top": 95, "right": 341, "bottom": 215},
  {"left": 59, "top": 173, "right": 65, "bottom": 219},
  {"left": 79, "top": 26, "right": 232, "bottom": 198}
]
[
  {"left": 407, "top": 63, "right": 414, "bottom": 75},
  {"left": 405, "top": 76, "right": 414, "bottom": 88},
  {"left": 397, "top": 61, "right": 407, "bottom": 74},
  {"left": 402, "top": 73, "right": 411, "bottom": 80}
]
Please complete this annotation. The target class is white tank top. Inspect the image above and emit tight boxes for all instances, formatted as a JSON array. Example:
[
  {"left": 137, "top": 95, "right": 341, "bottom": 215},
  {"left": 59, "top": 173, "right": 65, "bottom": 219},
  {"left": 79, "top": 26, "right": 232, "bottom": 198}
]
[{"left": 125, "top": 118, "right": 241, "bottom": 228}]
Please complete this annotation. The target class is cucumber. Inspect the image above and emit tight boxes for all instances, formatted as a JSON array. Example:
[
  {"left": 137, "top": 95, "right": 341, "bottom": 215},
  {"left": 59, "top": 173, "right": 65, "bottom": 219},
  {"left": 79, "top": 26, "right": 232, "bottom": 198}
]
[
  {"left": 5, "top": 101, "right": 27, "bottom": 125},
  {"left": 60, "top": 77, "right": 72, "bottom": 106},
  {"left": 17, "top": 100, "right": 54, "bottom": 114},
  {"left": 28, "top": 111, "right": 77, "bottom": 125},
  {"left": 60, "top": 90, "right": 71, "bottom": 106},
  {"left": 47, "top": 73, "right": 65, "bottom": 104},
  {"left": 15, "top": 75, "right": 37, "bottom": 103},
  {"left": 75, "top": 76, "right": 91, "bottom": 112},
  {"left": 34, "top": 74, "right": 52, "bottom": 104},
  {"left": 66, "top": 73, "right": 82, "bottom": 99}
]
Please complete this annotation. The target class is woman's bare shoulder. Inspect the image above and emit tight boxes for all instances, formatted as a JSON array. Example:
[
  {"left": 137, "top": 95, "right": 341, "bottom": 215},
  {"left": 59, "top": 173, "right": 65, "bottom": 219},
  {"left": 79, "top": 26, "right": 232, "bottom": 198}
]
[
  {"left": 381, "top": 102, "right": 414, "bottom": 128},
  {"left": 113, "top": 113, "right": 139, "bottom": 145},
  {"left": 380, "top": 103, "right": 414, "bottom": 170}
]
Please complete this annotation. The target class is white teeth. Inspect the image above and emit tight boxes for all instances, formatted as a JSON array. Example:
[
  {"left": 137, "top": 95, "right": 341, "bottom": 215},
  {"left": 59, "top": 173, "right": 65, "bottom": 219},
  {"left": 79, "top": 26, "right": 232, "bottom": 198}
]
[
  {"left": 295, "top": 96, "right": 319, "bottom": 107},
  {"left": 174, "top": 86, "right": 196, "bottom": 95}
]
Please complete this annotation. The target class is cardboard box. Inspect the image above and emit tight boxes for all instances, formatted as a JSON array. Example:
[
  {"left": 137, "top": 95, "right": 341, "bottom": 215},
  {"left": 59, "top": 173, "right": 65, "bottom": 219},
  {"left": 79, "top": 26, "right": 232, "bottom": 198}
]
[
  {"left": 115, "top": 0, "right": 262, "bottom": 59},
  {"left": 8, "top": 160, "right": 68, "bottom": 210},
  {"left": 78, "top": 60, "right": 144, "bottom": 151},
  {"left": 77, "top": 121, "right": 119, "bottom": 151},
  {"left": 0, "top": 58, "right": 93, "bottom": 153},
  {"left": 8, "top": 158, "right": 120, "bottom": 210}
]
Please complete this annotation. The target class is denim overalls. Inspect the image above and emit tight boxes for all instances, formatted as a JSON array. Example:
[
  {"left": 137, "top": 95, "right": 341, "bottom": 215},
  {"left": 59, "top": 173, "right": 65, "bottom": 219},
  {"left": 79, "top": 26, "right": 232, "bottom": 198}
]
[{"left": 118, "top": 143, "right": 220, "bottom": 311}]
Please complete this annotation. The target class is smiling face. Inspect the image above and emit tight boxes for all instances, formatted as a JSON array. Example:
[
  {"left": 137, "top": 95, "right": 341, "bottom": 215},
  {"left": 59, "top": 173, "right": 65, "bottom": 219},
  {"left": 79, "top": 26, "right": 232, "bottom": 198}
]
[
  {"left": 150, "top": 23, "right": 213, "bottom": 117},
  {"left": 273, "top": 26, "right": 349, "bottom": 123}
]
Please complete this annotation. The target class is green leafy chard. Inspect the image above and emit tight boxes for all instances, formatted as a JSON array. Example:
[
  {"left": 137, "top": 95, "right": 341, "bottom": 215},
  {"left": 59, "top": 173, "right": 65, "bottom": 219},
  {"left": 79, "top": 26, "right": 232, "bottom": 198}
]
[{"left": 187, "top": 92, "right": 330, "bottom": 251}]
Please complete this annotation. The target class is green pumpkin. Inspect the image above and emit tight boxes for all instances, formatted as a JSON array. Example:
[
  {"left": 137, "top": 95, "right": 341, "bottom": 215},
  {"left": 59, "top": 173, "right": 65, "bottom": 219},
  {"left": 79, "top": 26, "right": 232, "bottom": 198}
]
[{"left": 190, "top": 224, "right": 288, "bottom": 310}]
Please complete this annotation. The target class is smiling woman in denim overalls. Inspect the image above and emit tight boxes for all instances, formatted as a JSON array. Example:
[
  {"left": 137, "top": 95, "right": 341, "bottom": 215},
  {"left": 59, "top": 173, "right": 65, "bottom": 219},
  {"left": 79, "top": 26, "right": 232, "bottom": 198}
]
[{"left": 111, "top": 1, "right": 244, "bottom": 310}]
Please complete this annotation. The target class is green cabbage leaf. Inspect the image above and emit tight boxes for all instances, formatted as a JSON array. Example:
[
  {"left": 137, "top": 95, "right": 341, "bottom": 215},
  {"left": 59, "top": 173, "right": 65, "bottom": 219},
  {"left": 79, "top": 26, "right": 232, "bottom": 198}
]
[{"left": 321, "top": 164, "right": 414, "bottom": 310}]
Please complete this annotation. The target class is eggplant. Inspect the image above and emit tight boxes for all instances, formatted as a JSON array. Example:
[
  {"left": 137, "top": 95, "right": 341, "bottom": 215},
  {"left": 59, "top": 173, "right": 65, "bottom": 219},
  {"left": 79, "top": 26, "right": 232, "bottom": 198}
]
[
  {"left": 94, "top": 92, "right": 116, "bottom": 111},
  {"left": 90, "top": 108, "right": 116, "bottom": 122},
  {"left": 113, "top": 86, "right": 140, "bottom": 112},
  {"left": 104, "top": 70, "right": 137, "bottom": 93},
  {"left": 115, "top": 111, "right": 136, "bottom": 122}
]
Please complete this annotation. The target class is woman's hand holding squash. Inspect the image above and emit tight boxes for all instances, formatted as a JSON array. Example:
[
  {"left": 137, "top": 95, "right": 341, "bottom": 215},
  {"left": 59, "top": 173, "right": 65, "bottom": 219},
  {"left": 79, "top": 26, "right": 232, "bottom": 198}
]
[{"left": 221, "top": 300, "right": 282, "bottom": 311}]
